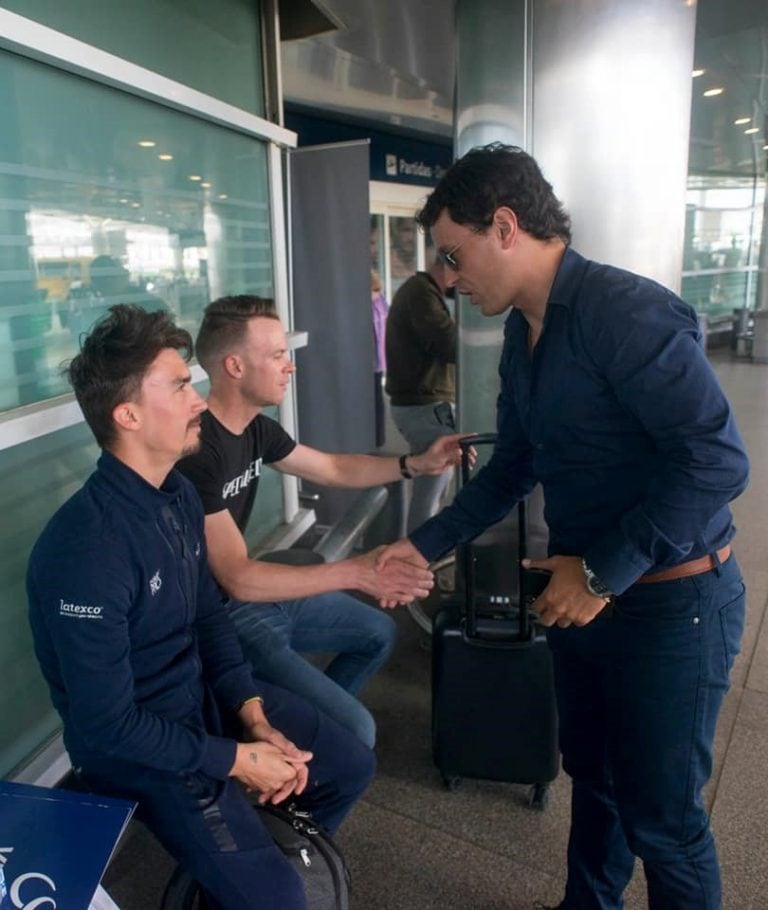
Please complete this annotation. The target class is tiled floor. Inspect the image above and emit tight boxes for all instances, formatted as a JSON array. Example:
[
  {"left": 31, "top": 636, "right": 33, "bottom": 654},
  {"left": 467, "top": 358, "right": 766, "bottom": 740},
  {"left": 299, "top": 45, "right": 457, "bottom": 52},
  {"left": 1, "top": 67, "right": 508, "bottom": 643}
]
[{"left": 103, "top": 352, "right": 768, "bottom": 909}]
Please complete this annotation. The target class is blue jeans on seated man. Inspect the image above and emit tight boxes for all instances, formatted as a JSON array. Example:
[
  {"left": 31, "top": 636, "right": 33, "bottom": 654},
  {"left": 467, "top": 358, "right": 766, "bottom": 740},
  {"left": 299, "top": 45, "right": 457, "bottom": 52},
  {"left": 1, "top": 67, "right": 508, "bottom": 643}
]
[
  {"left": 228, "top": 592, "right": 397, "bottom": 749},
  {"left": 547, "top": 554, "right": 745, "bottom": 910}
]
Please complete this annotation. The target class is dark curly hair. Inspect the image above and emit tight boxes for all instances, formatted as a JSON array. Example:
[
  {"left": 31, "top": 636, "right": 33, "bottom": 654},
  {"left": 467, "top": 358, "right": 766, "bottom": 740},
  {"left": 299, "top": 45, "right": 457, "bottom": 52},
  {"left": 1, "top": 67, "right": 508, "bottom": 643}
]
[
  {"left": 195, "top": 295, "right": 278, "bottom": 375},
  {"left": 66, "top": 304, "right": 192, "bottom": 448},
  {"left": 417, "top": 143, "right": 571, "bottom": 243}
]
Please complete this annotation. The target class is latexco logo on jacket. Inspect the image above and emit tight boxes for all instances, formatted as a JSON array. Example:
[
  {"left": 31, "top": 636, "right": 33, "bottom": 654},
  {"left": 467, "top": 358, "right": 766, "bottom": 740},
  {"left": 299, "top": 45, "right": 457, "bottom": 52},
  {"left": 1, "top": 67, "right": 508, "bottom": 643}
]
[{"left": 58, "top": 599, "right": 103, "bottom": 619}]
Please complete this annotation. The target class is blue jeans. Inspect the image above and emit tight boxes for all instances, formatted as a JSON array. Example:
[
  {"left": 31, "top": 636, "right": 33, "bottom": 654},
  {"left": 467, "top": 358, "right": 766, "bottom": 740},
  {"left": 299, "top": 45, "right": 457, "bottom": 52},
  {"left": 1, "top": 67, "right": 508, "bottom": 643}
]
[
  {"left": 391, "top": 400, "right": 456, "bottom": 534},
  {"left": 229, "top": 592, "right": 397, "bottom": 749},
  {"left": 81, "top": 679, "right": 375, "bottom": 910},
  {"left": 547, "top": 554, "right": 745, "bottom": 910}
]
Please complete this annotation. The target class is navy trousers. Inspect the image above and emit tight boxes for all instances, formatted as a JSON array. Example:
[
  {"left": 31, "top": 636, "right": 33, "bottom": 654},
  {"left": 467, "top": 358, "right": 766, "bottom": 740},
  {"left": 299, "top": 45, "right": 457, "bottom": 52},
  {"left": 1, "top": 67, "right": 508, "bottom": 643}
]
[
  {"left": 80, "top": 679, "right": 375, "bottom": 910},
  {"left": 547, "top": 554, "right": 745, "bottom": 910}
]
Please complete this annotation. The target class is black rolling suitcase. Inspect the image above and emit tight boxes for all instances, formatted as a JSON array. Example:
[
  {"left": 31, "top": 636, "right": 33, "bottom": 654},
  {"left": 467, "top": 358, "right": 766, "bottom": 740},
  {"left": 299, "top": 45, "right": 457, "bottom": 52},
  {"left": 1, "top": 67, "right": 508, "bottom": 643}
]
[{"left": 432, "top": 434, "right": 559, "bottom": 809}]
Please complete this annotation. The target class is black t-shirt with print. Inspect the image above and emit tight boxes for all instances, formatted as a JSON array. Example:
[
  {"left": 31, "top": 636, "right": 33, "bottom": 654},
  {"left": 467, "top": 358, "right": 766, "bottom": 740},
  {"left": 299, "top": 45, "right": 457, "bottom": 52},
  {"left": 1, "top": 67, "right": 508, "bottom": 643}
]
[{"left": 177, "top": 410, "right": 296, "bottom": 532}]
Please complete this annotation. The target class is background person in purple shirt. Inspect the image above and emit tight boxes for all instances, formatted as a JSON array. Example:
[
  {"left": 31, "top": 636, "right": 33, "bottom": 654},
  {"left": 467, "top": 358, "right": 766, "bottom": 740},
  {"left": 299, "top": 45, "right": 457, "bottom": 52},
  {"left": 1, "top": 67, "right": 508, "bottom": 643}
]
[
  {"left": 371, "top": 268, "right": 388, "bottom": 446},
  {"left": 379, "top": 143, "right": 749, "bottom": 910}
]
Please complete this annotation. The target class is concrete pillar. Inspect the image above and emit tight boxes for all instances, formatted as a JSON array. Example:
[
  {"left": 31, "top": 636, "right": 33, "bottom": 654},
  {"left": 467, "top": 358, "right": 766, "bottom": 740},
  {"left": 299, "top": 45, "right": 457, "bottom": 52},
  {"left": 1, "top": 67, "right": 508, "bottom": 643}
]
[{"left": 453, "top": 0, "right": 697, "bottom": 431}]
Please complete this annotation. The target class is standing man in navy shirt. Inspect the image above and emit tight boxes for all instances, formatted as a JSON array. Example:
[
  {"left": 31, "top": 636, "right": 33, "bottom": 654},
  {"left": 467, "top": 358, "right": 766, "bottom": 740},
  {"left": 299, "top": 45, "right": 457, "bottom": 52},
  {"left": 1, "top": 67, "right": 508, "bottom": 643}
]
[{"left": 379, "top": 144, "right": 749, "bottom": 910}]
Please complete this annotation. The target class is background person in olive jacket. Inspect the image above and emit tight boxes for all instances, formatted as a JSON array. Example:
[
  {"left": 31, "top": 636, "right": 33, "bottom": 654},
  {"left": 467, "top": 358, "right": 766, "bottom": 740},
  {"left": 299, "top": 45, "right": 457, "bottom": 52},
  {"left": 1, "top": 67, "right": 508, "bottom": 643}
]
[{"left": 385, "top": 257, "right": 457, "bottom": 533}]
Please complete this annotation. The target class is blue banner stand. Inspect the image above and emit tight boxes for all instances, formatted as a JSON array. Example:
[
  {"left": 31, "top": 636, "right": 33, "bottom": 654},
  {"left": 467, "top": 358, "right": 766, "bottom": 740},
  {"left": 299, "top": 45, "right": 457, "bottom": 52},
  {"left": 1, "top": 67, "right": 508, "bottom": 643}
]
[{"left": 0, "top": 779, "right": 135, "bottom": 909}]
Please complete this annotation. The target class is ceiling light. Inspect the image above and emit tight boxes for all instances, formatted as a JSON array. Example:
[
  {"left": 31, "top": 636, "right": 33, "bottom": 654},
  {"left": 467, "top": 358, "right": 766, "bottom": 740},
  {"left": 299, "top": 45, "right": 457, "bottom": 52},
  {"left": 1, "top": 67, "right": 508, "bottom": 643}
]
[
  {"left": 692, "top": 68, "right": 705, "bottom": 78},
  {"left": 703, "top": 88, "right": 724, "bottom": 97},
  {"left": 201, "top": 182, "right": 212, "bottom": 188},
  {"left": 131, "top": 202, "right": 140, "bottom": 208},
  {"left": 218, "top": 194, "right": 228, "bottom": 200},
  {"left": 138, "top": 140, "right": 156, "bottom": 148},
  {"left": 744, "top": 127, "right": 760, "bottom": 135},
  {"left": 734, "top": 117, "right": 751, "bottom": 126},
  {"left": 119, "top": 198, "right": 128, "bottom": 204},
  {"left": 157, "top": 154, "right": 173, "bottom": 161},
  {"left": 188, "top": 175, "right": 202, "bottom": 181}
]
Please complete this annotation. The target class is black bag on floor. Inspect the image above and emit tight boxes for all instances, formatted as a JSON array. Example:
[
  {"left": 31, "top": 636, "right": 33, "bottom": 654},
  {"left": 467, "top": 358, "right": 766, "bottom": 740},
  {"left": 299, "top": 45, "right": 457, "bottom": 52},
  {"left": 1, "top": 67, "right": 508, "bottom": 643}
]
[
  {"left": 432, "top": 433, "right": 559, "bottom": 809},
  {"left": 160, "top": 802, "right": 350, "bottom": 909}
]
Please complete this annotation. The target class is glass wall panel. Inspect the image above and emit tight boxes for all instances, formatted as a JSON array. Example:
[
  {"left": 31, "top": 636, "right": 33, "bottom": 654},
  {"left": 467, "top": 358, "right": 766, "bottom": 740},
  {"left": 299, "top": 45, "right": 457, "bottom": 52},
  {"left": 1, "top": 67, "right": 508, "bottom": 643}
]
[
  {"left": 682, "top": 178, "right": 765, "bottom": 318},
  {"left": 684, "top": 12, "right": 767, "bottom": 328},
  {"left": 0, "top": 48, "right": 286, "bottom": 776},
  {"left": 0, "top": 48, "right": 274, "bottom": 410},
  {"left": 369, "top": 208, "right": 428, "bottom": 303},
  {"left": 1, "top": 0, "right": 265, "bottom": 117},
  {"left": 388, "top": 215, "right": 418, "bottom": 296},
  {"left": 0, "top": 422, "right": 99, "bottom": 776},
  {"left": 369, "top": 213, "right": 385, "bottom": 276}
]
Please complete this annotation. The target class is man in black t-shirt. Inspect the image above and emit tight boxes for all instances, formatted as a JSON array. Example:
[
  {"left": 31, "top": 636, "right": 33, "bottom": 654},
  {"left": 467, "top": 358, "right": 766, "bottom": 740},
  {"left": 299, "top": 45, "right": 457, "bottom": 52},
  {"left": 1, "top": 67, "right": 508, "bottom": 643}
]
[{"left": 178, "top": 295, "right": 465, "bottom": 747}]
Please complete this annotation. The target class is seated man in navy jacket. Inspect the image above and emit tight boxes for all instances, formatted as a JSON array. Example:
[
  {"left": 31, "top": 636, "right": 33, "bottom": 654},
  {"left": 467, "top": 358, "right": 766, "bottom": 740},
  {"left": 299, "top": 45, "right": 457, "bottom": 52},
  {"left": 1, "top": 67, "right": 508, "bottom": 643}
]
[{"left": 27, "top": 305, "right": 374, "bottom": 910}]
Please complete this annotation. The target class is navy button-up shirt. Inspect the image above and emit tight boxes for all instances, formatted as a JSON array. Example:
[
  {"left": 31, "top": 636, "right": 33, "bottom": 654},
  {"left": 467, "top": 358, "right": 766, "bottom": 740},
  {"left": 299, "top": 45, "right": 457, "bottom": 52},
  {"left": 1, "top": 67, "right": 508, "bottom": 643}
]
[{"left": 410, "top": 247, "right": 749, "bottom": 595}]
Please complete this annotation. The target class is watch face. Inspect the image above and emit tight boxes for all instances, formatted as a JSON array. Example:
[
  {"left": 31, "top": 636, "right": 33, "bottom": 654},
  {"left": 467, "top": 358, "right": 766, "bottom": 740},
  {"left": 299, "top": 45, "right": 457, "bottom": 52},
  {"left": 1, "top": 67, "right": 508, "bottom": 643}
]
[
  {"left": 583, "top": 560, "right": 611, "bottom": 598},
  {"left": 589, "top": 578, "right": 611, "bottom": 598}
]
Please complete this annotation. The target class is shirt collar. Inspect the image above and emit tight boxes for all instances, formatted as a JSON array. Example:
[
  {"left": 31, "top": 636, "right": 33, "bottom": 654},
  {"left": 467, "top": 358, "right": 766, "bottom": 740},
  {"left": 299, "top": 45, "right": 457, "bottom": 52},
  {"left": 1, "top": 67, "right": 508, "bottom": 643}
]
[
  {"left": 546, "top": 245, "right": 590, "bottom": 311},
  {"left": 96, "top": 449, "right": 184, "bottom": 513}
]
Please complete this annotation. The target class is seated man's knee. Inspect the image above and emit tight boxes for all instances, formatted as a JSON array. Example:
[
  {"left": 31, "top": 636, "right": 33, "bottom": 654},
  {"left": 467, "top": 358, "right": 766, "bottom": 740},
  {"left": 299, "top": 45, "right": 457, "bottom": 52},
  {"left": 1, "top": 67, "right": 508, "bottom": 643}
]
[
  {"left": 374, "top": 608, "right": 398, "bottom": 655},
  {"left": 352, "top": 704, "right": 377, "bottom": 750},
  {"left": 336, "top": 725, "right": 377, "bottom": 793}
]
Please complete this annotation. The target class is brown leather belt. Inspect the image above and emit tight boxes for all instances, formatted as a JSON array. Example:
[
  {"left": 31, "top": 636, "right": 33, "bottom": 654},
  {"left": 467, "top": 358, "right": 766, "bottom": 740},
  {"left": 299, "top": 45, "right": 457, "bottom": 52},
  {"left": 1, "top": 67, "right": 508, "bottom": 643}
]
[{"left": 635, "top": 545, "right": 731, "bottom": 584}]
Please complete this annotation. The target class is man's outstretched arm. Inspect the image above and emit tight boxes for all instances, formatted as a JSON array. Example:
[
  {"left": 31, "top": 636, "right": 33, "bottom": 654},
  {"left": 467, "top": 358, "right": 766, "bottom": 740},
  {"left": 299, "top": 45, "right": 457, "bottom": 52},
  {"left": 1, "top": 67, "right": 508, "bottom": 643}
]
[
  {"left": 205, "top": 508, "right": 433, "bottom": 604},
  {"left": 272, "top": 433, "right": 470, "bottom": 488}
]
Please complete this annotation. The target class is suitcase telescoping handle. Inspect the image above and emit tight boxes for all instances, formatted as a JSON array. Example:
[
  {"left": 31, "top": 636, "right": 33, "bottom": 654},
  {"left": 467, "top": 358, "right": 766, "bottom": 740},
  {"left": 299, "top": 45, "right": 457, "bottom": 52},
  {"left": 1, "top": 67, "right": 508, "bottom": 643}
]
[
  {"left": 457, "top": 436, "right": 550, "bottom": 641},
  {"left": 458, "top": 435, "right": 530, "bottom": 641}
]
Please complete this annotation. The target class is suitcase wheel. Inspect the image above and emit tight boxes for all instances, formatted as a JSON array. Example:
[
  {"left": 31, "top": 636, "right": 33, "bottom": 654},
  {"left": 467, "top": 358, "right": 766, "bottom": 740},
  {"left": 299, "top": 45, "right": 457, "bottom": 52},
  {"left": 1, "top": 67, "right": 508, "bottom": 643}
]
[
  {"left": 528, "top": 782, "right": 549, "bottom": 811},
  {"left": 442, "top": 775, "right": 462, "bottom": 792}
]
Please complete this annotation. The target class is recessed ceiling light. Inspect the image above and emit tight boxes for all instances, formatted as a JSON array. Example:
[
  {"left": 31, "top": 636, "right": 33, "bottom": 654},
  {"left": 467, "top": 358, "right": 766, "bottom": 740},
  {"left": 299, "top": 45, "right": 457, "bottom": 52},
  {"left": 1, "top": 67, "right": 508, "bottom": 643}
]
[
  {"left": 131, "top": 202, "right": 140, "bottom": 208},
  {"left": 138, "top": 140, "right": 156, "bottom": 148},
  {"left": 763, "top": 145, "right": 768, "bottom": 151},
  {"left": 119, "top": 198, "right": 128, "bottom": 204},
  {"left": 744, "top": 127, "right": 760, "bottom": 135},
  {"left": 703, "top": 88, "right": 724, "bottom": 97},
  {"left": 218, "top": 194, "right": 228, "bottom": 200},
  {"left": 188, "top": 175, "right": 202, "bottom": 181},
  {"left": 692, "top": 69, "right": 705, "bottom": 78},
  {"left": 734, "top": 117, "right": 751, "bottom": 126},
  {"left": 157, "top": 154, "right": 173, "bottom": 161},
  {"left": 201, "top": 182, "right": 212, "bottom": 188}
]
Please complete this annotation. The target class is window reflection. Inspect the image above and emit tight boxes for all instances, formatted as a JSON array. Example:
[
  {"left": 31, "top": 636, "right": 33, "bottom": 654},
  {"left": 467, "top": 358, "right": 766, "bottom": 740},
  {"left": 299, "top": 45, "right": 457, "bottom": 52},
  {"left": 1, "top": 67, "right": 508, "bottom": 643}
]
[
  {"left": 682, "top": 180, "right": 765, "bottom": 319},
  {"left": 0, "top": 50, "right": 273, "bottom": 411},
  {"left": 370, "top": 213, "right": 384, "bottom": 274},
  {"left": 389, "top": 215, "right": 418, "bottom": 295}
]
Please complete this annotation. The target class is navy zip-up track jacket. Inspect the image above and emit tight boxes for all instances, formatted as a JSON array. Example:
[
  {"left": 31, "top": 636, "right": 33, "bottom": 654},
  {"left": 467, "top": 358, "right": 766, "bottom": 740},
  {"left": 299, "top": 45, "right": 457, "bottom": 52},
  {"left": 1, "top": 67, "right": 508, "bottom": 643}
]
[{"left": 27, "top": 451, "right": 259, "bottom": 780}]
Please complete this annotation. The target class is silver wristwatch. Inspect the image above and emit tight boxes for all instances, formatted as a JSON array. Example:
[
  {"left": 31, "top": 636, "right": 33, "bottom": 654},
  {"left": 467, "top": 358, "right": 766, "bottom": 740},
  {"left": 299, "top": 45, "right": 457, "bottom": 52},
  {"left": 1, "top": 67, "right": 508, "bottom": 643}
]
[{"left": 581, "top": 558, "right": 613, "bottom": 599}]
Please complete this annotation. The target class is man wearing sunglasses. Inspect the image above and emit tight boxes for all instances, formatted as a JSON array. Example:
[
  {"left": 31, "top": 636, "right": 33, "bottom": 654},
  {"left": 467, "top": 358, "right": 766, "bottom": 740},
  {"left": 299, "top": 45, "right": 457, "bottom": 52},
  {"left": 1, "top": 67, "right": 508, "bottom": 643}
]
[{"left": 378, "top": 143, "right": 749, "bottom": 910}]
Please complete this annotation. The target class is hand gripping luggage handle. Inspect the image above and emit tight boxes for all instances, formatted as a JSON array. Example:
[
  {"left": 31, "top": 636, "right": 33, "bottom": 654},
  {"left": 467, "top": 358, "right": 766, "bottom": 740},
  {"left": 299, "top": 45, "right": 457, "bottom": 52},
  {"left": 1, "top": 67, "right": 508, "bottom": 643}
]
[{"left": 457, "top": 435, "right": 529, "bottom": 640}]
